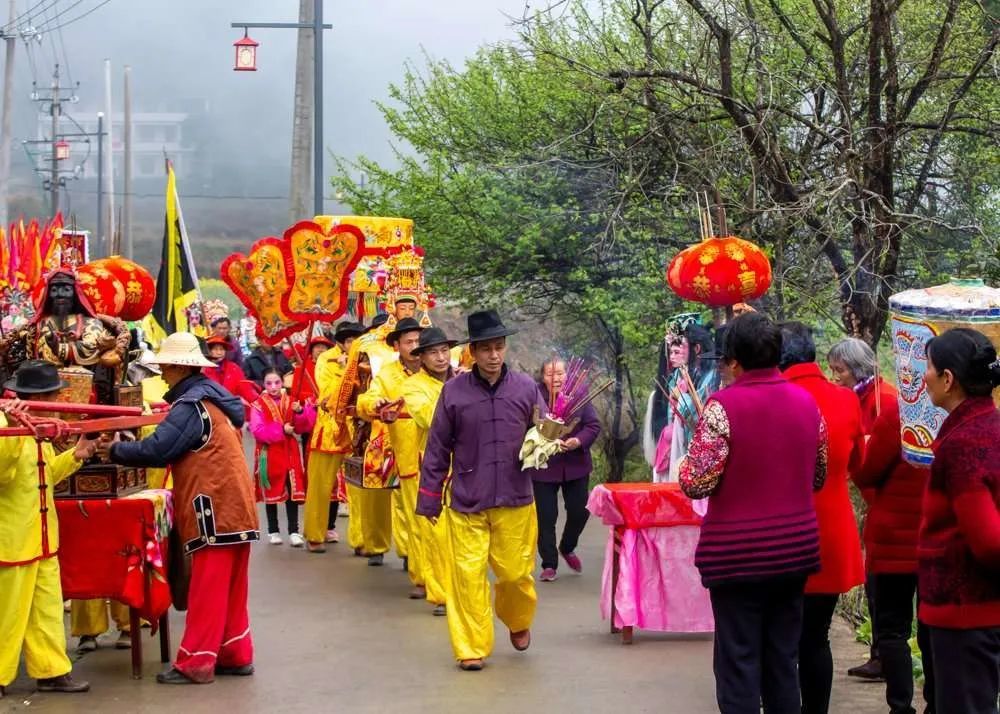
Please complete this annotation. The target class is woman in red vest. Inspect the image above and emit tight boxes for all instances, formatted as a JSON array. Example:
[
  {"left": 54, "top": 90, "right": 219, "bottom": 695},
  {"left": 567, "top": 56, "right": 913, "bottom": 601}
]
[
  {"left": 780, "top": 323, "right": 865, "bottom": 714},
  {"left": 919, "top": 328, "right": 1000, "bottom": 714}
]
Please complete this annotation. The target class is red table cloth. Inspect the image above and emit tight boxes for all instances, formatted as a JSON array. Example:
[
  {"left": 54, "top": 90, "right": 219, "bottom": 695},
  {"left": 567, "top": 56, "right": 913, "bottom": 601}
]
[{"left": 56, "top": 490, "right": 173, "bottom": 625}]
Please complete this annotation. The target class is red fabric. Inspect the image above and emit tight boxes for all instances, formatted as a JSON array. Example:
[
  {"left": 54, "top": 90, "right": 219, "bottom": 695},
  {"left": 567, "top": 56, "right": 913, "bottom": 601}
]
[
  {"left": 784, "top": 363, "right": 866, "bottom": 594},
  {"left": 203, "top": 360, "right": 245, "bottom": 396},
  {"left": 600, "top": 482, "right": 701, "bottom": 529},
  {"left": 858, "top": 378, "right": 898, "bottom": 435},
  {"left": 919, "top": 397, "right": 1000, "bottom": 629},
  {"left": 290, "top": 359, "right": 318, "bottom": 402},
  {"left": 174, "top": 543, "right": 253, "bottom": 683},
  {"left": 55, "top": 497, "right": 172, "bottom": 625},
  {"left": 852, "top": 398, "right": 928, "bottom": 574}
]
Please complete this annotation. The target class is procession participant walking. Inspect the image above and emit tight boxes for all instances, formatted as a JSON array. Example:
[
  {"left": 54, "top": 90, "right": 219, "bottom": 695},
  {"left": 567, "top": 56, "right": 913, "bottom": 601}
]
[
  {"left": 245, "top": 342, "right": 293, "bottom": 389},
  {"left": 0, "top": 361, "right": 97, "bottom": 698},
  {"left": 680, "top": 313, "right": 828, "bottom": 714},
  {"left": 358, "top": 317, "right": 424, "bottom": 582},
  {"left": 103, "top": 332, "right": 259, "bottom": 685},
  {"left": 779, "top": 322, "right": 865, "bottom": 714},
  {"left": 210, "top": 317, "right": 244, "bottom": 369},
  {"left": 303, "top": 322, "right": 365, "bottom": 552},
  {"left": 525, "top": 358, "right": 601, "bottom": 582},
  {"left": 249, "top": 369, "right": 315, "bottom": 547},
  {"left": 919, "top": 328, "right": 1000, "bottom": 714},
  {"left": 401, "top": 326, "right": 461, "bottom": 615},
  {"left": 204, "top": 336, "right": 245, "bottom": 395},
  {"left": 417, "top": 310, "right": 546, "bottom": 671}
]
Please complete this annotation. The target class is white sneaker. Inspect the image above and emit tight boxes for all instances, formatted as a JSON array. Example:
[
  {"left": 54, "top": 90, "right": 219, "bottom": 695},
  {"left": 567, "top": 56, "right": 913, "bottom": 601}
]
[
  {"left": 289, "top": 533, "right": 305, "bottom": 548},
  {"left": 268, "top": 533, "right": 283, "bottom": 545},
  {"left": 325, "top": 529, "right": 340, "bottom": 543}
]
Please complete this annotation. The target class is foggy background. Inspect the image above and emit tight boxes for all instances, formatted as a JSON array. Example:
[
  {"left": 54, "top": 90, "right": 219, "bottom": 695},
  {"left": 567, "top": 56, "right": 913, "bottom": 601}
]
[{"left": 2, "top": 0, "right": 528, "bottom": 274}]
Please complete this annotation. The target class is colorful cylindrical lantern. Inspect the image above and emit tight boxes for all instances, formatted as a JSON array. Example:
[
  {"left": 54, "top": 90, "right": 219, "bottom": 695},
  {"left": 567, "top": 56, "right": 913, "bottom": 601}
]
[{"left": 889, "top": 278, "right": 1000, "bottom": 466}]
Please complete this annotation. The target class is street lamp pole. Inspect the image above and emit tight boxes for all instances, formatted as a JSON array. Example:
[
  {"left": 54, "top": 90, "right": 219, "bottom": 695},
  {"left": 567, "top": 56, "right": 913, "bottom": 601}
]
[{"left": 232, "top": 1, "right": 332, "bottom": 218}]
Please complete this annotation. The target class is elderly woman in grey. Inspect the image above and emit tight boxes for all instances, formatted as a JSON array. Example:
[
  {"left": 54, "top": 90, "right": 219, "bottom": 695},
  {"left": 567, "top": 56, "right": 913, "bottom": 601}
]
[{"left": 827, "top": 338, "right": 876, "bottom": 392}]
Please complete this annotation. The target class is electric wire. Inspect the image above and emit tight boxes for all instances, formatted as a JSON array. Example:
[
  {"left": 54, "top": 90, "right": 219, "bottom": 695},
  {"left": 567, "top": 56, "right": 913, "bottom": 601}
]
[
  {"left": 1, "top": 0, "right": 60, "bottom": 34},
  {"left": 33, "top": 0, "right": 112, "bottom": 33}
]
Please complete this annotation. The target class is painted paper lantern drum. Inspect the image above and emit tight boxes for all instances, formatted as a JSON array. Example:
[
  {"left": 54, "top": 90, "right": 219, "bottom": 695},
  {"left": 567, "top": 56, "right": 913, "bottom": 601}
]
[
  {"left": 90, "top": 256, "right": 156, "bottom": 321},
  {"left": 666, "top": 236, "right": 772, "bottom": 307},
  {"left": 889, "top": 278, "right": 1000, "bottom": 466},
  {"left": 76, "top": 262, "right": 126, "bottom": 317}
]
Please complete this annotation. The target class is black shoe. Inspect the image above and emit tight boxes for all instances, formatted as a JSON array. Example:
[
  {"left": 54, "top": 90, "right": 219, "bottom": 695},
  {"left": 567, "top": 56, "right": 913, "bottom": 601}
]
[
  {"left": 368, "top": 553, "right": 384, "bottom": 566},
  {"left": 156, "top": 668, "right": 199, "bottom": 685},
  {"left": 847, "top": 657, "right": 884, "bottom": 681},
  {"left": 433, "top": 604, "right": 446, "bottom": 617},
  {"left": 36, "top": 674, "right": 90, "bottom": 693},
  {"left": 215, "top": 664, "right": 254, "bottom": 676},
  {"left": 401, "top": 556, "right": 408, "bottom": 572}
]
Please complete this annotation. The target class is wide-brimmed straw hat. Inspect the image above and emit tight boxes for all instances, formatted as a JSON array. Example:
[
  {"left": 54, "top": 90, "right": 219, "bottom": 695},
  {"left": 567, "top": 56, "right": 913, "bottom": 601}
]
[{"left": 151, "top": 332, "right": 214, "bottom": 368}]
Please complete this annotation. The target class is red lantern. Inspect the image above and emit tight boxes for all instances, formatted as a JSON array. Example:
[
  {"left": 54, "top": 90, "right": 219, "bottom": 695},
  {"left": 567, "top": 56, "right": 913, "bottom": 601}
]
[
  {"left": 233, "top": 30, "right": 259, "bottom": 71},
  {"left": 76, "top": 263, "right": 126, "bottom": 317},
  {"left": 54, "top": 140, "right": 71, "bottom": 161},
  {"left": 90, "top": 256, "right": 156, "bottom": 321},
  {"left": 666, "top": 236, "right": 772, "bottom": 307}
]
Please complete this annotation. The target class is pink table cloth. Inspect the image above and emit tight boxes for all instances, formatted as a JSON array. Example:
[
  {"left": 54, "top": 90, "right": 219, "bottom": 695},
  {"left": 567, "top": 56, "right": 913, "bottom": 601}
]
[{"left": 588, "top": 482, "right": 714, "bottom": 633}]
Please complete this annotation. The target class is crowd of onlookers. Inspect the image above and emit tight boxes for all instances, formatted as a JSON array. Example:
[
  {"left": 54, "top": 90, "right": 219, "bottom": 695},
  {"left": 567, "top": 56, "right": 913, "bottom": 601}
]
[{"left": 647, "top": 312, "right": 999, "bottom": 714}]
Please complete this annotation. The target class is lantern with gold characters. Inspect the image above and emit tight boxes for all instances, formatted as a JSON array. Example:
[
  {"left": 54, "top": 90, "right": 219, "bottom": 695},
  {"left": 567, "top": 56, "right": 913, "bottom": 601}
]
[
  {"left": 666, "top": 196, "right": 771, "bottom": 308},
  {"left": 87, "top": 256, "right": 155, "bottom": 321}
]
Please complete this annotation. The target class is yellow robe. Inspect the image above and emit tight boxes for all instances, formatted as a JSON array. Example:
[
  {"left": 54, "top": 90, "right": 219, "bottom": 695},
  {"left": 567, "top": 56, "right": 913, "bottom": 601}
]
[
  {"left": 401, "top": 369, "right": 452, "bottom": 606},
  {"left": 303, "top": 345, "right": 350, "bottom": 544},
  {"left": 0, "top": 415, "right": 84, "bottom": 686},
  {"left": 358, "top": 360, "right": 420, "bottom": 573}
]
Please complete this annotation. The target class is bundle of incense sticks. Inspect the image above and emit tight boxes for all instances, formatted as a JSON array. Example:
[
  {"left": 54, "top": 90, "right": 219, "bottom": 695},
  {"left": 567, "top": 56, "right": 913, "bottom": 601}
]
[{"left": 549, "top": 358, "right": 612, "bottom": 421}]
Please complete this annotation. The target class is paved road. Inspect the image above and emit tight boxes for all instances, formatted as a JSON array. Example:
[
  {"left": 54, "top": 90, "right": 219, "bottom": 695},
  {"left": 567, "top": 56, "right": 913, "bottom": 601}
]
[{"left": 4, "top": 507, "right": 887, "bottom": 714}]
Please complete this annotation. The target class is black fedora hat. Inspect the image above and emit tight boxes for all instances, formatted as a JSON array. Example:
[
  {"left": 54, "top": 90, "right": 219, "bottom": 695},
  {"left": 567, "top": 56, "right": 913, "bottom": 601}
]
[
  {"left": 466, "top": 310, "right": 517, "bottom": 343},
  {"left": 334, "top": 321, "right": 366, "bottom": 343},
  {"left": 412, "top": 327, "right": 461, "bottom": 356},
  {"left": 386, "top": 317, "right": 425, "bottom": 345},
  {"left": 366, "top": 313, "right": 390, "bottom": 333},
  {"left": 4, "top": 359, "right": 69, "bottom": 394}
]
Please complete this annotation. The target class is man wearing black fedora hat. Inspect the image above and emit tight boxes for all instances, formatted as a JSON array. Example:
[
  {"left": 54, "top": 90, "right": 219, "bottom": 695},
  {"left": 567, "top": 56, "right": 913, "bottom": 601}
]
[
  {"left": 0, "top": 360, "right": 98, "bottom": 697},
  {"left": 358, "top": 317, "right": 425, "bottom": 573},
  {"left": 401, "top": 326, "right": 462, "bottom": 615},
  {"left": 302, "top": 321, "right": 366, "bottom": 552},
  {"left": 416, "top": 310, "right": 547, "bottom": 670}
]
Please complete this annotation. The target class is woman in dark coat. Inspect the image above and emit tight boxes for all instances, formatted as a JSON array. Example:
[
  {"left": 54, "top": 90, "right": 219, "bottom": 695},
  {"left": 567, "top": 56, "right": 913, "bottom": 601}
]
[{"left": 525, "top": 358, "right": 601, "bottom": 582}]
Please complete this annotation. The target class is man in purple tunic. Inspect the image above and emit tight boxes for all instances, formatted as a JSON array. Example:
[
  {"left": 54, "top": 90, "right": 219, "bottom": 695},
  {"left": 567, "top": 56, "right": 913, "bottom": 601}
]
[{"left": 417, "top": 310, "right": 546, "bottom": 671}]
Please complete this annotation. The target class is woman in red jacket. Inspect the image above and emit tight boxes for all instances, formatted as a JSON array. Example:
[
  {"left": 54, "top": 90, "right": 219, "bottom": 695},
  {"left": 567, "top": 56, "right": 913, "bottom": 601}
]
[
  {"left": 852, "top": 394, "right": 929, "bottom": 714},
  {"left": 781, "top": 323, "right": 866, "bottom": 714},
  {"left": 919, "top": 328, "right": 1000, "bottom": 714}
]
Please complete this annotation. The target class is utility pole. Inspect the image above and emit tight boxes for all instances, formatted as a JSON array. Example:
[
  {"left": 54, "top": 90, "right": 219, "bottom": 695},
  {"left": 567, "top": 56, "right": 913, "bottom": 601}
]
[
  {"left": 288, "top": 0, "right": 313, "bottom": 224},
  {"left": 96, "top": 112, "right": 103, "bottom": 254},
  {"left": 0, "top": 0, "right": 18, "bottom": 227},
  {"left": 102, "top": 58, "right": 114, "bottom": 248},
  {"left": 49, "top": 65, "right": 61, "bottom": 215},
  {"left": 122, "top": 64, "right": 132, "bottom": 259},
  {"left": 232, "top": 0, "right": 331, "bottom": 218}
]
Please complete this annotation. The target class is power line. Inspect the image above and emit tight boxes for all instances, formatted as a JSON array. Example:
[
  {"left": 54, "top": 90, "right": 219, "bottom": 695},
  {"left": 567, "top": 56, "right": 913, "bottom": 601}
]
[
  {"left": 2, "top": 0, "right": 61, "bottom": 33},
  {"left": 33, "top": 0, "right": 112, "bottom": 33},
  {"left": 65, "top": 186, "right": 292, "bottom": 201}
]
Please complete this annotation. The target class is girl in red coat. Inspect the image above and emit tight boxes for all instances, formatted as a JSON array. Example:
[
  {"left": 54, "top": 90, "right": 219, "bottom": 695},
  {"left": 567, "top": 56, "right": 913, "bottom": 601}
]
[
  {"left": 781, "top": 323, "right": 865, "bottom": 714},
  {"left": 249, "top": 369, "right": 315, "bottom": 547},
  {"left": 920, "top": 328, "right": 1000, "bottom": 714}
]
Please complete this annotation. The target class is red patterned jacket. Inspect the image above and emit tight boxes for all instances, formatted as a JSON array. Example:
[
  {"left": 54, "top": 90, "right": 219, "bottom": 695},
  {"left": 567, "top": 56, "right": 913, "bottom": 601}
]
[{"left": 918, "top": 396, "right": 1000, "bottom": 629}]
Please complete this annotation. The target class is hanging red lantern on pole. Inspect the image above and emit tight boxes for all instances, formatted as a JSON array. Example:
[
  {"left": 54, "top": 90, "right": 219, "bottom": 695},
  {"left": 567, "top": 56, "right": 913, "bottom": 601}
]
[
  {"left": 89, "top": 256, "right": 156, "bottom": 321},
  {"left": 666, "top": 194, "right": 772, "bottom": 308},
  {"left": 233, "top": 30, "right": 259, "bottom": 71}
]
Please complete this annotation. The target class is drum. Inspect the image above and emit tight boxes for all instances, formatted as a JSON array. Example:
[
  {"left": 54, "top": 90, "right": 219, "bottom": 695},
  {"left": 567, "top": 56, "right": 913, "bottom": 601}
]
[{"left": 888, "top": 278, "right": 1000, "bottom": 466}]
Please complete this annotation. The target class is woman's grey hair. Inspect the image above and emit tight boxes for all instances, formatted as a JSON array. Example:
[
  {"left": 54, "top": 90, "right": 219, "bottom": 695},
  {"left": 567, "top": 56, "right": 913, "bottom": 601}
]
[{"left": 827, "top": 338, "right": 876, "bottom": 382}]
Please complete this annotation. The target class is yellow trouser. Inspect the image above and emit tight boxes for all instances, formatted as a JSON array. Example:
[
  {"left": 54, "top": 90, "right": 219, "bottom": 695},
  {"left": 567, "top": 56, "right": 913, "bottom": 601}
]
[
  {"left": 70, "top": 598, "right": 130, "bottom": 637},
  {"left": 419, "top": 513, "right": 450, "bottom": 606},
  {"left": 394, "top": 477, "right": 422, "bottom": 584},
  {"left": 359, "top": 488, "right": 392, "bottom": 555},
  {"left": 304, "top": 451, "right": 344, "bottom": 544},
  {"left": 445, "top": 504, "right": 538, "bottom": 661},
  {"left": 0, "top": 558, "right": 72, "bottom": 686},
  {"left": 347, "top": 483, "right": 364, "bottom": 550},
  {"left": 146, "top": 467, "right": 169, "bottom": 489}
]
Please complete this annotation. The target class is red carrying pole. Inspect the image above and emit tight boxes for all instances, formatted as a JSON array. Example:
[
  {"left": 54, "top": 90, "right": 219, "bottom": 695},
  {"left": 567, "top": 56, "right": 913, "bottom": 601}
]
[{"left": 19, "top": 401, "right": 145, "bottom": 416}]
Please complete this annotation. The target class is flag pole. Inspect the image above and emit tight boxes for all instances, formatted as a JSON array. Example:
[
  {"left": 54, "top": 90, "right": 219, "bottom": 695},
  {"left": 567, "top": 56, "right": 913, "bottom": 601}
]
[{"left": 166, "top": 154, "right": 208, "bottom": 329}]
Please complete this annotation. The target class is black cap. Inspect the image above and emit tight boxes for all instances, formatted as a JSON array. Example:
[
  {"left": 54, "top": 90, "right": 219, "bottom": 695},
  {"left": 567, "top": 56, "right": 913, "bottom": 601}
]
[
  {"left": 412, "top": 327, "right": 461, "bottom": 355},
  {"left": 367, "top": 313, "right": 390, "bottom": 332},
  {"left": 466, "top": 310, "right": 517, "bottom": 343},
  {"left": 334, "top": 321, "right": 365, "bottom": 343},
  {"left": 386, "top": 317, "right": 425, "bottom": 346},
  {"left": 4, "top": 359, "right": 69, "bottom": 395}
]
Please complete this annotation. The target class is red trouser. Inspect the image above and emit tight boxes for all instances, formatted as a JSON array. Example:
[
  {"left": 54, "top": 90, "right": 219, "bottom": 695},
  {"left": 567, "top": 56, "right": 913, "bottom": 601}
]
[{"left": 174, "top": 543, "right": 253, "bottom": 683}]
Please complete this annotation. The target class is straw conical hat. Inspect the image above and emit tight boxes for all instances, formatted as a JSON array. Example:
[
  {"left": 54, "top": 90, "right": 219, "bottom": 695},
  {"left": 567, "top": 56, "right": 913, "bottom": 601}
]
[{"left": 151, "top": 332, "right": 214, "bottom": 368}]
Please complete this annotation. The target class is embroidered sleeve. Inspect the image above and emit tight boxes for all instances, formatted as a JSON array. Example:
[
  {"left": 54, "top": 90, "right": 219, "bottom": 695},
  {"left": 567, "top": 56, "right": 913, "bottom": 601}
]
[
  {"left": 814, "top": 415, "right": 829, "bottom": 491},
  {"left": 679, "top": 400, "right": 730, "bottom": 499}
]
